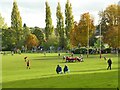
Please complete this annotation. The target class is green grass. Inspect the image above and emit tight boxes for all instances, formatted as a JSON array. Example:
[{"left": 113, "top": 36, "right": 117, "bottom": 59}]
[{"left": 2, "top": 53, "right": 118, "bottom": 88}]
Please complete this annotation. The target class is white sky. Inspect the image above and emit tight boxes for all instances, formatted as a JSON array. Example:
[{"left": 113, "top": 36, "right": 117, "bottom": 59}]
[{"left": 0, "top": 0, "right": 119, "bottom": 28}]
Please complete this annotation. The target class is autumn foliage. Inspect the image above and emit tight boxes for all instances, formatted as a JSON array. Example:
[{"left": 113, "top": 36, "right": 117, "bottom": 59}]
[
  {"left": 100, "top": 4, "right": 120, "bottom": 48},
  {"left": 103, "top": 26, "right": 118, "bottom": 48},
  {"left": 70, "top": 13, "right": 95, "bottom": 48},
  {"left": 25, "top": 34, "right": 39, "bottom": 49}
]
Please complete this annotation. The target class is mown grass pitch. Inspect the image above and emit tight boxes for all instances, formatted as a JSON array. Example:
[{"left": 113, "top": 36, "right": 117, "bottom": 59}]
[{"left": 2, "top": 53, "right": 118, "bottom": 88}]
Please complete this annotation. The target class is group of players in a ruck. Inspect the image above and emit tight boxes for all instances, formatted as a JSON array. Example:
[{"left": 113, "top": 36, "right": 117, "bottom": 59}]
[{"left": 63, "top": 53, "right": 84, "bottom": 62}]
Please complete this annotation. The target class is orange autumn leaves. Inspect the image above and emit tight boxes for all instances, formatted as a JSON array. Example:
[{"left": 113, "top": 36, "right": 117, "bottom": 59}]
[
  {"left": 100, "top": 4, "right": 120, "bottom": 48},
  {"left": 70, "top": 13, "right": 95, "bottom": 48},
  {"left": 25, "top": 34, "right": 39, "bottom": 49}
]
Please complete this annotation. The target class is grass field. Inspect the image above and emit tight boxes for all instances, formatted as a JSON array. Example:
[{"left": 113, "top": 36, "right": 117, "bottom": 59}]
[{"left": 2, "top": 53, "right": 118, "bottom": 88}]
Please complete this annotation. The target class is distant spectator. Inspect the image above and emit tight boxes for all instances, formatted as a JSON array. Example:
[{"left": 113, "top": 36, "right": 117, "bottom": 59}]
[
  {"left": 107, "top": 58, "right": 112, "bottom": 70},
  {"left": 56, "top": 65, "right": 62, "bottom": 74}
]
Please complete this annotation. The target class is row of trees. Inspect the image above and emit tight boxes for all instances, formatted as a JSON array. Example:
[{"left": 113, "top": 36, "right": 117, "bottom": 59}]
[
  {"left": 45, "top": 0, "right": 74, "bottom": 49},
  {"left": 70, "top": 4, "right": 120, "bottom": 50},
  {"left": 2, "top": 1, "right": 44, "bottom": 50},
  {"left": 2, "top": 0, "right": 75, "bottom": 50},
  {"left": 1, "top": 0, "right": 120, "bottom": 51}
]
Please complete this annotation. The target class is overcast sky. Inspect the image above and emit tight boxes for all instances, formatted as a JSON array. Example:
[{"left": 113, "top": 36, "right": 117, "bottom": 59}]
[{"left": 0, "top": 0, "right": 119, "bottom": 28}]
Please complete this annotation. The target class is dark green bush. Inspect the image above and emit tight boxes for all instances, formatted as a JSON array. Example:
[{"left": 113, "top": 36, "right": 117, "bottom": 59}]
[{"left": 73, "top": 48, "right": 87, "bottom": 54}]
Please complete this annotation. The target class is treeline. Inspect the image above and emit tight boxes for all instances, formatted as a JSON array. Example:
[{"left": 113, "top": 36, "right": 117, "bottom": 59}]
[{"left": 1, "top": 0, "right": 120, "bottom": 51}]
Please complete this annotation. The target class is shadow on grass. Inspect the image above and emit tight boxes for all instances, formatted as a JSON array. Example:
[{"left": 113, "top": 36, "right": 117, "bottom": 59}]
[
  {"left": 2, "top": 71, "right": 118, "bottom": 88},
  {"left": 41, "top": 73, "right": 56, "bottom": 77},
  {"left": 71, "top": 67, "right": 118, "bottom": 73}
]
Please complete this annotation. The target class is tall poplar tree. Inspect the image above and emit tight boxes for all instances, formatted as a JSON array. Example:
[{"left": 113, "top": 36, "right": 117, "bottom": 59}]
[
  {"left": 56, "top": 2, "right": 66, "bottom": 49},
  {"left": 11, "top": 0, "right": 22, "bottom": 48},
  {"left": 45, "top": 1, "right": 54, "bottom": 41},
  {"left": 23, "top": 23, "right": 30, "bottom": 42},
  {"left": 65, "top": 0, "right": 74, "bottom": 39},
  {"left": 0, "top": 13, "right": 7, "bottom": 29}
]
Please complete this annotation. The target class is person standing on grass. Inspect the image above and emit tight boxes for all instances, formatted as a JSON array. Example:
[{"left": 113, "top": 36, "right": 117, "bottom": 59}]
[
  {"left": 107, "top": 58, "right": 112, "bottom": 70},
  {"left": 26, "top": 60, "right": 30, "bottom": 69}
]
